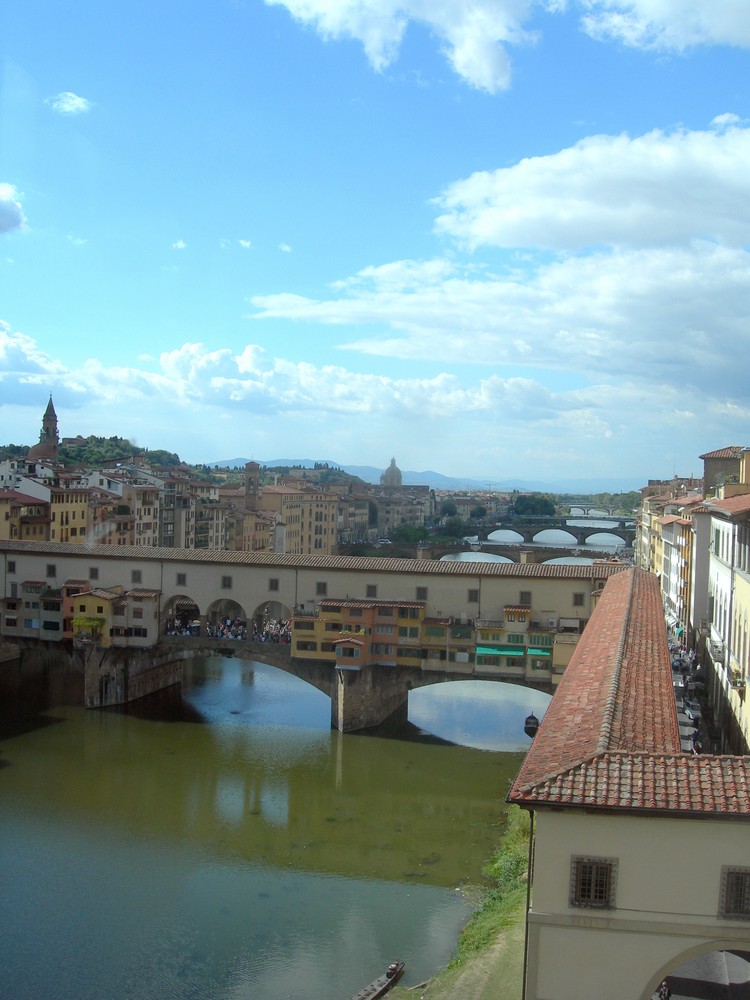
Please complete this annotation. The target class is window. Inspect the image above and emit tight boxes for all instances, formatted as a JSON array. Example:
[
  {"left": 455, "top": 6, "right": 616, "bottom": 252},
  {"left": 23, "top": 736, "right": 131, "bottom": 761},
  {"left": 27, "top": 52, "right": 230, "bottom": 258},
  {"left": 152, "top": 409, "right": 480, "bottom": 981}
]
[
  {"left": 221, "top": 575, "right": 232, "bottom": 590},
  {"left": 46, "top": 564, "right": 56, "bottom": 578},
  {"left": 89, "top": 567, "right": 99, "bottom": 581},
  {"left": 269, "top": 578, "right": 279, "bottom": 592},
  {"left": 7, "top": 561, "right": 15, "bottom": 573},
  {"left": 316, "top": 581, "right": 327, "bottom": 596},
  {"left": 131, "top": 570, "right": 142, "bottom": 584},
  {"left": 570, "top": 857, "right": 617, "bottom": 909},
  {"left": 416, "top": 586, "right": 428, "bottom": 601},
  {"left": 720, "top": 867, "right": 750, "bottom": 919},
  {"left": 468, "top": 589, "right": 479, "bottom": 603},
  {"left": 176, "top": 573, "right": 187, "bottom": 587},
  {"left": 132, "top": 608, "right": 144, "bottom": 620},
  {"left": 366, "top": 584, "right": 377, "bottom": 598},
  {"left": 519, "top": 590, "right": 531, "bottom": 606},
  {"left": 573, "top": 593, "right": 585, "bottom": 607}
]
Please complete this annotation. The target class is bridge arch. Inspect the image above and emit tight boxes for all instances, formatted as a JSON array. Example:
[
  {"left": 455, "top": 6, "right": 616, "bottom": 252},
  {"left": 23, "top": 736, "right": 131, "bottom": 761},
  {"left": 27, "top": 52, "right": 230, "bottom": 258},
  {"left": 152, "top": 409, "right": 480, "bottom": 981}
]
[
  {"left": 533, "top": 528, "right": 578, "bottom": 545},
  {"left": 639, "top": 943, "right": 750, "bottom": 1000}
]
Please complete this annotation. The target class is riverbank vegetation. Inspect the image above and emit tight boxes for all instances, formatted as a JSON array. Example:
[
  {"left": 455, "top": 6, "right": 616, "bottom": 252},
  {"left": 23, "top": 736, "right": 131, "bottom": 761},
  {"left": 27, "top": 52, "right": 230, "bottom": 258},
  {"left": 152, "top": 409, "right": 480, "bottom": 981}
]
[{"left": 393, "top": 806, "right": 530, "bottom": 999}]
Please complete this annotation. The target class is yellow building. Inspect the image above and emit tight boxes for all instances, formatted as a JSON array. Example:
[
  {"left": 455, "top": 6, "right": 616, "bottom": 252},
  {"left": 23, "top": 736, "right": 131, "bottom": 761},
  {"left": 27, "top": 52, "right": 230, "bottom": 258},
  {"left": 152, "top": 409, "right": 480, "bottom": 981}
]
[
  {"left": 50, "top": 484, "right": 91, "bottom": 543},
  {"left": 258, "top": 485, "right": 338, "bottom": 555}
]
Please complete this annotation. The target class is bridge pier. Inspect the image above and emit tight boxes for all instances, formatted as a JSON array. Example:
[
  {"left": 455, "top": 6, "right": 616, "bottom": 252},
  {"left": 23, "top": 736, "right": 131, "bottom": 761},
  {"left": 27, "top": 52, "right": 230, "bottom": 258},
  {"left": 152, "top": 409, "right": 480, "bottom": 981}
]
[{"left": 332, "top": 665, "right": 410, "bottom": 733}]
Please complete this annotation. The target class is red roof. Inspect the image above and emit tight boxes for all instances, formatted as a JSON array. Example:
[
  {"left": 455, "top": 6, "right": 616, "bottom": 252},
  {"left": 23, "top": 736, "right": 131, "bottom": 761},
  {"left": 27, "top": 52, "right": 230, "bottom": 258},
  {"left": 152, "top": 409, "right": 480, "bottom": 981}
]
[
  {"left": 703, "top": 494, "right": 750, "bottom": 517},
  {"left": 508, "top": 568, "right": 750, "bottom": 818},
  {"left": 698, "top": 446, "right": 745, "bottom": 460}
]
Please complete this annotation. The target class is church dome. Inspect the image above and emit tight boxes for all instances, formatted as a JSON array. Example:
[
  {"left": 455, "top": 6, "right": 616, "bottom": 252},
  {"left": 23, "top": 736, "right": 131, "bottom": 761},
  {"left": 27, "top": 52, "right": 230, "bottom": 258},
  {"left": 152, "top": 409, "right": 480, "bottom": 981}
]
[{"left": 380, "top": 457, "right": 402, "bottom": 488}]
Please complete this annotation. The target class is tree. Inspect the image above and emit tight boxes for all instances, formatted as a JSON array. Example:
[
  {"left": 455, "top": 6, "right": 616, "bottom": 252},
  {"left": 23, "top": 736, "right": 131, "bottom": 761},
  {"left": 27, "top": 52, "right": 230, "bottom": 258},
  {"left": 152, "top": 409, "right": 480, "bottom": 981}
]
[
  {"left": 513, "top": 494, "right": 556, "bottom": 516},
  {"left": 442, "top": 515, "right": 467, "bottom": 537},
  {"left": 470, "top": 504, "right": 487, "bottom": 520},
  {"left": 440, "top": 499, "right": 458, "bottom": 518}
]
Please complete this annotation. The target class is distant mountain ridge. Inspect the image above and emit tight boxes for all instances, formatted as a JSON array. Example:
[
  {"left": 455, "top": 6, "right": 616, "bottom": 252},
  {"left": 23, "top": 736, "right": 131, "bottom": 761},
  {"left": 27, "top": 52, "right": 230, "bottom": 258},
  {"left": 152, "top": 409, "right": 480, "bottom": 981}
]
[{"left": 206, "top": 457, "right": 643, "bottom": 494}]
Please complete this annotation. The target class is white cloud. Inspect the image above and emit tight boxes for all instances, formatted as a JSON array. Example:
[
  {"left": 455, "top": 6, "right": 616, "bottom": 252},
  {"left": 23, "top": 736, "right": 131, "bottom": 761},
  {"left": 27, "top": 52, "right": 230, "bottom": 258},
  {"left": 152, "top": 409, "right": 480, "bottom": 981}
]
[
  {"left": 0, "top": 184, "right": 25, "bottom": 234},
  {"left": 0, "top": 320, "right": 744, "bottom": 479},
  {"left": 172, "top": 240, "right": 187, "bottom": 250},
  {"left": 433, "top": 123, "right": 750, "bottom": 251},
  {"left": 278, "top": 242, "right": 292, "bottom": 252},
  {"left": 250, "top": 243, "right": 750, "bottom": 398},
  {"left": 579, "top": 0, "right": 750, "bottom": 50},
  {"left": 45, "top": 91, "right": 92, "bottom": 115},
  {"left": 263, "top": 0, "right": 538, "bottom": 93},
  {"left": 238, "top": 239, "right": 252, "bottom": 249}
]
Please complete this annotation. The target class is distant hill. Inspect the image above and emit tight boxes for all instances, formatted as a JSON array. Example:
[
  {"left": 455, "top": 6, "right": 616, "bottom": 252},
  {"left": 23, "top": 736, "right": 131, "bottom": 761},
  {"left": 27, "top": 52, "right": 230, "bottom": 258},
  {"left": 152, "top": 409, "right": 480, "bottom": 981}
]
[{"left": 205, "top": 457, "right": 644, "bottom": 494}]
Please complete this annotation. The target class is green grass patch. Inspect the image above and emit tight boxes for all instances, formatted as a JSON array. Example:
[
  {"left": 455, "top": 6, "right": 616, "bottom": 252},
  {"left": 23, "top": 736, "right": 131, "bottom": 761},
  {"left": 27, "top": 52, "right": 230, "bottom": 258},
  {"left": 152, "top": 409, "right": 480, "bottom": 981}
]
[{"left": 449, "top": 807, "right": 529, "bottom": 962}]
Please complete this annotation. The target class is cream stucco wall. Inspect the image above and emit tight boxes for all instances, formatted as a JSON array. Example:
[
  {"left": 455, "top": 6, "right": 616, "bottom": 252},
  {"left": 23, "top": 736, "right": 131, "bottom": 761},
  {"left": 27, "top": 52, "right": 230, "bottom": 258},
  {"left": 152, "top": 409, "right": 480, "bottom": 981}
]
[{"left": 526, "top": 808, "right": 750, "bottom": 1000}]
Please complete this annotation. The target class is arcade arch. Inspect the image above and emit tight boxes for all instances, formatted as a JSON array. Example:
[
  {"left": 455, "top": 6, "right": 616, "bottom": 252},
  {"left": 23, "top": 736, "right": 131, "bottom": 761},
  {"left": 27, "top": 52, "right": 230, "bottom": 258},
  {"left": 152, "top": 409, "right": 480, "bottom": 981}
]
[{"left": 641, "top": 945, "right": 750, "bottom": 1000}]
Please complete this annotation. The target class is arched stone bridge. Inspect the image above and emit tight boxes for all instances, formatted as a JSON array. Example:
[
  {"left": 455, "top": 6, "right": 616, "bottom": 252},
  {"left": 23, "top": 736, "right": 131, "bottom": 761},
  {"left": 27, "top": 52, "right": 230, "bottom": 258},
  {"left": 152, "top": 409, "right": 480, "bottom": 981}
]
[
  {"left": 152, "top": 637, "right": 555, "bottom": 732},
  {"left": 480, "top": 517, "right": 635, "bottom": 547}
]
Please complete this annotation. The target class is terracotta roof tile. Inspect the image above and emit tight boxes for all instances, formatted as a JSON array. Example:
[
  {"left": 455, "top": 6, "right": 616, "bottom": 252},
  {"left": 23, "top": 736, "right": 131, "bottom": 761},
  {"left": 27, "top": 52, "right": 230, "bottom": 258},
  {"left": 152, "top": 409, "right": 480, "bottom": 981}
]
[
  {"left": 0, "top": 539, "right": 629, "bottom": 581},
  {"left": 508, "top": 567, "right": 750, "bottom": 818},
  {"left": 703, "top": 494, "right": 750, "bottom": 516},
  {"left": 698, "top": 446, "right": 745, "bottom": 460}
]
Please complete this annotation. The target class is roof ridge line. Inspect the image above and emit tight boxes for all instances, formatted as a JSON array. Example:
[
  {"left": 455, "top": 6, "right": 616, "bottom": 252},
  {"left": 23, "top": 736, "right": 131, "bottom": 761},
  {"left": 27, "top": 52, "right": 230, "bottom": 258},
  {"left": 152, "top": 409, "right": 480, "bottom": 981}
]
[{"left": 597, "top": 566, "right": 636, "bottom": 753}]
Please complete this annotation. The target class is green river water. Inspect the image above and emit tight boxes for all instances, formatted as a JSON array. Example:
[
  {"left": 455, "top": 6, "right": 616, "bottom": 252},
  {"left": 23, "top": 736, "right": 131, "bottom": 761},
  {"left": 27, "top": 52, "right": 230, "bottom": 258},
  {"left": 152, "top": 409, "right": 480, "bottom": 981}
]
[{"left": 0, "top": 656, "right": 548, "bottom": 1000}]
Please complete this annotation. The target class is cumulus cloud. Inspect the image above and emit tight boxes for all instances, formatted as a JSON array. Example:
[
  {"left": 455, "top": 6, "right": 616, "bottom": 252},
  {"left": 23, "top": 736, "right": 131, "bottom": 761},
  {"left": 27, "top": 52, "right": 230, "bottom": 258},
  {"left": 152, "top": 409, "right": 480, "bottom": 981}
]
[
  {"left": 172, "top": 239, "right": 187, "bottom": 250},
  {"left": 433, "top": 123, "right": 750, "bottom": 251},
  {"left": 264, "top": 0, "right": 539, "bottom": 93},
  {"left": 249, "top": 120, "right": 750, "bottom": 412},
  {"left": 0, "top": 184, "right": 25, "bottom": 234},
  {"left": 579, "top": 0, "right": 750, "bottom": 50},
  {"left": 45, "top": 91, "right": 92, "bottom": 115},
  {"left": 0, "top": 319, "right": 743, "bottom": 478},
  {"left": 263, "top": 0, "right": 750, "bottom": 94}
]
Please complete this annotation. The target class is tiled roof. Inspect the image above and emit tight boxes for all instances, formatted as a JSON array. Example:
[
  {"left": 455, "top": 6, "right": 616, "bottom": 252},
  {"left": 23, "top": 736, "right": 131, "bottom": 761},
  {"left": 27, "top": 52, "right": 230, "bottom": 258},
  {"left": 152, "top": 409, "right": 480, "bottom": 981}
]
[
  {"left": 0, "top": 538, "right": 630, "bottom": 581},
  {"left": 515, "top": 753, "right": 750, "bottom": 815},
  {"left": 703, "top": 494, "right": 750, "bottom": 517},
  {"left": 698, "top": 446, "right": 745, "bottom": 460},
  {"left": 508, "top": 567, "right": 750, "bottom": 819}
]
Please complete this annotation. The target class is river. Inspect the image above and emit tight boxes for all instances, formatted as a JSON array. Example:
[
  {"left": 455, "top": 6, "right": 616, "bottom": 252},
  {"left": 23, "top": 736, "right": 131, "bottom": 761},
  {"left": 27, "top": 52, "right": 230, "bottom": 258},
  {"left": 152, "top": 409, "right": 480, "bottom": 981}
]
[{"left": 0, "top": 656, "right": 548, "bottom": 1000}]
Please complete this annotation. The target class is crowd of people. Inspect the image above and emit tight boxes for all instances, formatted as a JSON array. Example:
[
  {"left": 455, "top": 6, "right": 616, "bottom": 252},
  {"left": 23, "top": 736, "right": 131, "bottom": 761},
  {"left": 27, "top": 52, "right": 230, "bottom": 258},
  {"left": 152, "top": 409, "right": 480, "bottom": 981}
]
[{"left": 165, "top": 614, "right": 291, "bottom": 644}]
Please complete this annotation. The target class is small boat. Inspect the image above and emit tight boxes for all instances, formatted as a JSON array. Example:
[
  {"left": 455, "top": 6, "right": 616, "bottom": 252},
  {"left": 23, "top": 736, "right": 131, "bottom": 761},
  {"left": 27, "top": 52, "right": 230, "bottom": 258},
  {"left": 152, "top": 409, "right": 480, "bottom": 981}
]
[{"left": 350, "top": 960, "right": 405, "bottom": 1000}]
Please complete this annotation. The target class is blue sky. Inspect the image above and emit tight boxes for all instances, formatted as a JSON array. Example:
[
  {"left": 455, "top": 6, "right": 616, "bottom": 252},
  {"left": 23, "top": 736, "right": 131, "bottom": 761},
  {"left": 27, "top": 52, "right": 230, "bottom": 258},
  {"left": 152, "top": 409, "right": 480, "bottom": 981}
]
[{"left": 2, "top": 0, "right": 749, "bottom": 487}]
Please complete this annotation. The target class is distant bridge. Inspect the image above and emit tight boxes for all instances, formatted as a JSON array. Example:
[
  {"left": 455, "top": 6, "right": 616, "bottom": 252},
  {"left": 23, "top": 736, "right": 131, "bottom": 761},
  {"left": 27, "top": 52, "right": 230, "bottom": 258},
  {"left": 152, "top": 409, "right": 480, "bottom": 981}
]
[{"left": 481, "top": 517, "right": 635, "bottom": 547}]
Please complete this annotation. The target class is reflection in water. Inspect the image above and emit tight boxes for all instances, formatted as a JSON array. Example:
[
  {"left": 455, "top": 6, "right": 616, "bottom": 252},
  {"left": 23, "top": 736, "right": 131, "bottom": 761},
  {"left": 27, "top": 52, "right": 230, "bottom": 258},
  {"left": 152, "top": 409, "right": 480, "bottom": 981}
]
[{"left": 0, "top": 656, "right": 540, "bottom": 1000}]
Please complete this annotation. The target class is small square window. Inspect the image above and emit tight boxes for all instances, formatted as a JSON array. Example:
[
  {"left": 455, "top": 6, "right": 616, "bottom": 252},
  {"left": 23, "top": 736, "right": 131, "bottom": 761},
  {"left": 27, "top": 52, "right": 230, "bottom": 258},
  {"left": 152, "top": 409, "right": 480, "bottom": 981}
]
[
  {"left": 316, "top": 581, "right": 327, "bottom": 596},
  {"left": 221, "top": 576, "right": 232, "bottom": 590},
  {"left": 89, "top": 567, "right": 99, "bottom": 581},
  {"left": 366, "top": 585, "right": 377, "bottom": 598},
  {"left": 8, "top": 561, "right": 15, "bottom": 573},
  {"left": 570, "top": 857, "right": 617, "bottom": 909},
  {"left": 416, "top": 586, "right": 428, "bottom": 601},
  {"left": 131, "top": 570, "right": 142, "bottom": 584},
  {"left": 269, "top": 578, "right": 279, "bottom": 592},
  {"left": 519, "top": 590, "right": 531, "bottom": 606},
  {"left": 573, "top": 592, "right": 585, "bottom": 607},
  {"left": 46, "top": 564, "right": 57, "bottom": 578},
  {"left": 719, "top": 867, "right": 750, "bottom": 919},
  {"left": 176, "top": 573, "right": 187, "bottom": 587},
  {"left": 468, "top": 589, "right": 479, "bottom": 603}
]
